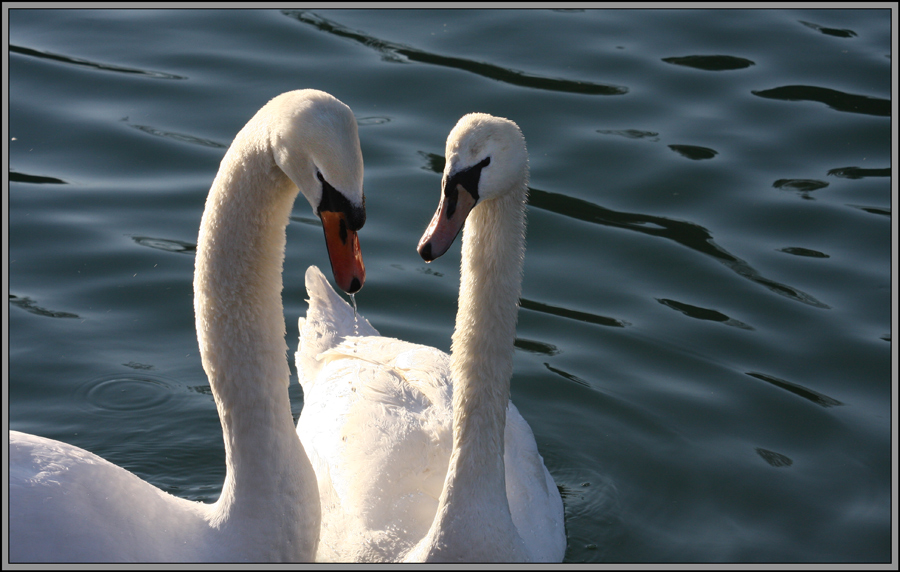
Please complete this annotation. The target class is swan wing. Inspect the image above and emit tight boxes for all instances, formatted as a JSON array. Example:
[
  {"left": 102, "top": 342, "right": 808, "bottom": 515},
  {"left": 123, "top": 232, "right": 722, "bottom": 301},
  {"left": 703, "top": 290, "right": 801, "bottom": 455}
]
[
  {"left": 296, "top": 267, "right": 453, "bottom": 561},
  {"left": 504, "top": 403, "right": 568, "bottom": 562},
  {"left": 298, "top": 337, "right": 454, "bottom": 562},
  {"left": 296, "top": 265, "right": 564, "bottom": 562},
  {"left": 296, "top": 265, "right": 378, "bottom": 392}
]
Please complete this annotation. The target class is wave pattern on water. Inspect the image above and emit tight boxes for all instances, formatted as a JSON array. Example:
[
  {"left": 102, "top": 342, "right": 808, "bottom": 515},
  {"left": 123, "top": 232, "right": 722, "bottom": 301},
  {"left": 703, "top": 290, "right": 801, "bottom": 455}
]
[
  {"left": 10, "top": 43, "right": 186, "bottom": 79},
  {"left": 283, "top": 10, "right": 629, "bottom": 96},
  {"left": 527, "top": 188, "right": 831, "bottom": 309},
  {"left": 751, "top": 85, "right": 891, "bottom": 117}
]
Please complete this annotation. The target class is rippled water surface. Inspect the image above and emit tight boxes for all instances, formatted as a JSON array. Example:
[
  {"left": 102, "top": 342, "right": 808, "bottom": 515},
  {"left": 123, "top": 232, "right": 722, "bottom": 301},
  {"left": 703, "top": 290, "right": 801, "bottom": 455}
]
[{"left": 7, "top": 9, "right": 895, "bottom": 563}]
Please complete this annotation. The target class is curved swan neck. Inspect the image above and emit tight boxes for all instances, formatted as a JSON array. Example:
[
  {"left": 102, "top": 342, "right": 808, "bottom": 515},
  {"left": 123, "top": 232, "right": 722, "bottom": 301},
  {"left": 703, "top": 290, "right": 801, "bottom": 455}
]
[
  {"left": 195, "top": 132, "right": 295, "bottom": 426},
  {"left": 193, "top": 125, "right": 319, "bottom": 544},
  {"left": 450, "top": 189, "right": 527, "bottom": 456},
  {"left": 424, "top": 181, "right": 529, "bottom": 562}
]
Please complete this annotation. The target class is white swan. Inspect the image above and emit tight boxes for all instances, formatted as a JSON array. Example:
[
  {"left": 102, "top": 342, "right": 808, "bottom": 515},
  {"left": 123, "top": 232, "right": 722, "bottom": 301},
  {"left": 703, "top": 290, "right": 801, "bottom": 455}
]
[
  {"left": 8, "top": 89, "right": 367, "bottom": 563},
  {"left": 296, "top": 113, "right": 566, "bottom": 562}
]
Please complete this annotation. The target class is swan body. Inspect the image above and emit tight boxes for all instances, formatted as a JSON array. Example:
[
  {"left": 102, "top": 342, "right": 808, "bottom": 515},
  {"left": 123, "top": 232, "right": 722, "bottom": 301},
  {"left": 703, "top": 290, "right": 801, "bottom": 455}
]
[
  {"left": 296, "top": 113, "right": 565, "bottom": 562},
  {"left": 9, "top": 89, "right": 366, "bottom": 562}
]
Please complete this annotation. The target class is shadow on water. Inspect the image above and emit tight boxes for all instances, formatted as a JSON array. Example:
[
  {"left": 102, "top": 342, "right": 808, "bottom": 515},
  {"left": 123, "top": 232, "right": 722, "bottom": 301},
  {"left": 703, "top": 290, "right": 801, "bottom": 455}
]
[{"left": 283, "top": 10, "right": 628, "bottom": 96}]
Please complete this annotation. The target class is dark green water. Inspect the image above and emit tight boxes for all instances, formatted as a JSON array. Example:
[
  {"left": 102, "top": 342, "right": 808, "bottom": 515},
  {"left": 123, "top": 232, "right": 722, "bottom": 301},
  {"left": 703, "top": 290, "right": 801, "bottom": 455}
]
[{"left": 7, "top": 8, "right": 894, "bottom": 563}]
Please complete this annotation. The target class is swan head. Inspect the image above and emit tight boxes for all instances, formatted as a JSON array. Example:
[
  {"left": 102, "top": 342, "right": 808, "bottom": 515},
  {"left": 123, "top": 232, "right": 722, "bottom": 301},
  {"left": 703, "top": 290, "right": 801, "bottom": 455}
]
[
  {"left": 267, "top": 90, "right": 366, "bottom": 293},
  {"left": 417, "top": 113, "right": 528, "bottom": 262}
]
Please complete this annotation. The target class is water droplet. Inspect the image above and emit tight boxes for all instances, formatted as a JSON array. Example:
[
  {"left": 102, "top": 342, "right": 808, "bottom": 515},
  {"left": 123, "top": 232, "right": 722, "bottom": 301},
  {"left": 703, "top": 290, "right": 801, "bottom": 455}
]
[{"left": 349, "top": 293, "right": 359, "bottom": 335}]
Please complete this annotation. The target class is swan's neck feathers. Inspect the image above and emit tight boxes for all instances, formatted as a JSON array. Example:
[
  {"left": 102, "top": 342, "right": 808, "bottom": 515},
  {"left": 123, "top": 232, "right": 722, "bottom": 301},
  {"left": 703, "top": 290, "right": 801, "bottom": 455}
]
[
  {"left": 419, "top": 184, "right": 530, "bottom": 562},
  {"left": 194, "top": 128, "right": 319, "bottom": 550},
  {"left": 451, "top": 189, "right": 526, "bottom": 460}
]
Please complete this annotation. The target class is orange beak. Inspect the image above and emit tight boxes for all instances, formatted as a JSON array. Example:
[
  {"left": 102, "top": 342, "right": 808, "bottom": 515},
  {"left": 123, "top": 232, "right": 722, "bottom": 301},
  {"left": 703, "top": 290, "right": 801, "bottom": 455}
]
[{"left": 320, "top": 210, "right": 365, "bottom": 294}]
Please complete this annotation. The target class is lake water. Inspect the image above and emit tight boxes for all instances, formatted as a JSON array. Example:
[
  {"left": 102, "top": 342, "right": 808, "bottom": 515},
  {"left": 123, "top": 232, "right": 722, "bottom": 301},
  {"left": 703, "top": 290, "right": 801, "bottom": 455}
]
[{"left": 7, "top": 8, "right": 895, "bottom": 563}]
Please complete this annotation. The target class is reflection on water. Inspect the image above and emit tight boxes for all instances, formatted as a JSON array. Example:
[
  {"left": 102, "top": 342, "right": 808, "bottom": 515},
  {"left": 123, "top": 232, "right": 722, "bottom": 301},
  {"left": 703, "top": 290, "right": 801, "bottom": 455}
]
[
  {"left": 657, "top": 298, "right": 754, "bottom": 330},
  {"left": 521, "top": 298, "right": 628, "bottom": 329},
  {"left": 797, "top": 19, "right": 858, "bottom": 39},
  {"left": 527, "top": 188, "right": 830, "bottom": 309},
  {"left": 662, "top": 55, "right": 755, "bottom": 71},
  {"left": 596, "top": 129, "right": 660, "bottom": 142},
  {"left": 826, "top": 166, "right": 891, "bottom": 179},
  {"left": 668, "top": 144, "right": 718, "bottom": 160},
  {"left": 132, "top": 236, "right": 196, "bottom": 254},
  {"left": 9, "top": 294, "right": 80, "bottom": 319},
  {"left": 755, "top": 447, "right": 794, "bottom": 468},
  {"left": 9, "top": 43, "right": 186, "bottom": 80},
  {"left": 284, "top": 10, "right": 629, "bottom": 96},
  {"left": 125, "top": 121, "right": 227, "bottom": 149},
  {"left": 9, "top": 170, "right": 67, "bottom": 185},
  {"left": 751, "top": 85, "right": 891, "bottom": 117},
  {"left": 745, "top": 371, "right": 843, "bottom": 408}
]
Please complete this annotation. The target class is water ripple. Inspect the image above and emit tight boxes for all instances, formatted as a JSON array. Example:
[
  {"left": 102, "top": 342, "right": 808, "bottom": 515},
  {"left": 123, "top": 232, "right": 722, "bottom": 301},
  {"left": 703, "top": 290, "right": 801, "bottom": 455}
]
[
  {"left": 9, "top": 170, "right": 67, "bottom": 185},
  {"left": 798, "top": 20, "right": 858, "bottom": 39},
  {"left": 132, "top": 236, "right": 196, "bottom": 255},
  {"left": 544, "top": 363, "right": 591, "bottom": 388},
  {"left": 755, "top": 447, "right": 794, "bottom": 467},
  {"left": 76, "top": 373, "right": 182, "bottom": 417},
  {"left": 9, "top": 294, "right": 79, "bottom": 319},
  {"left": 521, "top": 298, "right": 628, "bottom": 328},
  {"left": 657, "top": 298, "right": 754, "bottom": 330},
  {"left": 773, "top": 178, "right": 829, "bottom": 200},
  {"left": 527, "top": 187, "right": 830, "bottom": 309},
  {"left": 778, "top": 247, "right": 829, "bottom": 259},
  {"left": 849, "top": 205, "right": 891, "bottom": 217},
  {"left": 125, "top": 120, "right": 227, "bottom": 149},
  {"left": 9, "top": 44, "right": 186, "bottom": 80},
  {"left": 514, "top": 337, "right": 561, "bottom": 356},
  {"left": 662, "top": 55, "right": 755, "bottom": 71},
  {"left": 596, "top": 129, "right": 660, "bottom": 142},
  {"left": 420, "top": 151, "right": 829, "bottom": 309},
  {"left": 668, "top": 144, "right": 718, "bottom": 160},
  {"left": 356, "top": 116, "right": 391, "bottom": 126},
  {"left": 827, "top": 166, "right": 891, "bottom": 179},
  {"left": 746, "top": 371, "right": 843, "bottom": 408},
  {"left": 284, "top": 10, "right": 628, "bottom": 96},
  {"left": 751, "top": 85, "right": 890, "bottom": 117},
  {"left": 552, "top": 467, "right": 622, "bottom": 561}
]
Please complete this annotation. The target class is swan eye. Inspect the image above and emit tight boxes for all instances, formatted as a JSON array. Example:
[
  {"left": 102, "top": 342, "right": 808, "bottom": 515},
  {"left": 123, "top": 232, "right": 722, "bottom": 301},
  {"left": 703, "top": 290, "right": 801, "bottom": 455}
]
[
  {"left": 317, "top": 174, "right": 366, "bottom": 231},
  {"left": 445, "top": 156, "right": 491, "bottom": 205}
]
